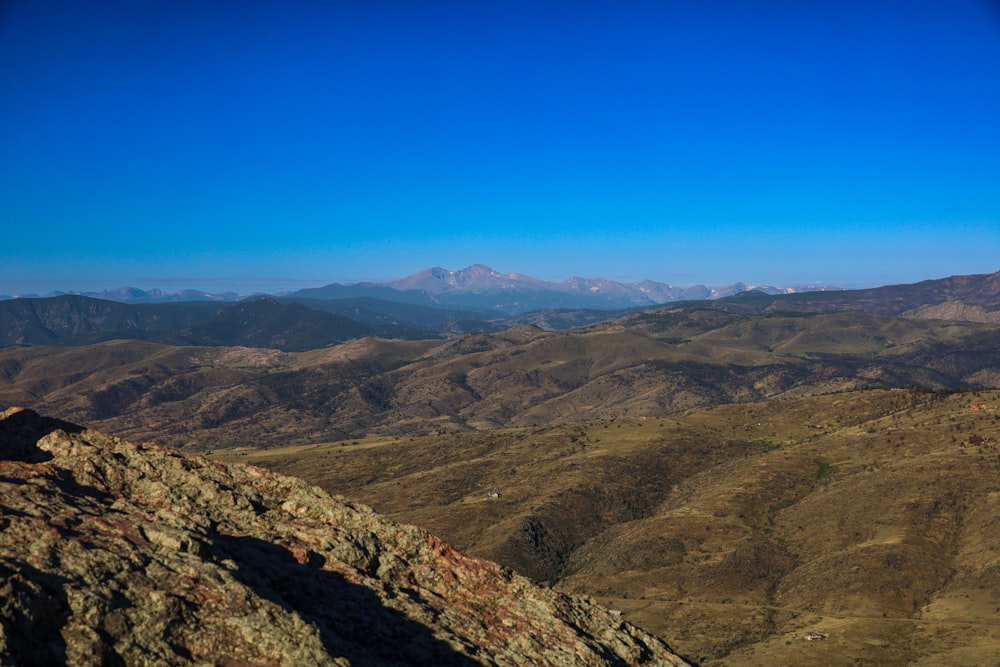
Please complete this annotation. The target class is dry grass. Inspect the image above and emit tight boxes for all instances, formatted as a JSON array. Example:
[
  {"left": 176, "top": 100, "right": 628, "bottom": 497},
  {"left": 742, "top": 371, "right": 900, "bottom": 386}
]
[
  {"left": 218, "top": 388, "right": 1000, "bottom": 665},
  {"left": 3, "top": 309, "right": 999, "bottom": 453}
]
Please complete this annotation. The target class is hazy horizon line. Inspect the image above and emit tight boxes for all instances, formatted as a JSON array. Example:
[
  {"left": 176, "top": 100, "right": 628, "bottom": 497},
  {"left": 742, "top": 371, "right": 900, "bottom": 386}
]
[{"left": 3, "top": 267, "right": 965, "bottom": 299}]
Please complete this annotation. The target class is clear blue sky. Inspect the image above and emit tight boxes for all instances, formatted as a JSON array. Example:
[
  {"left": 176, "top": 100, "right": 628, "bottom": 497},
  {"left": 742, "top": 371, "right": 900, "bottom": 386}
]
[{"left": 2, "top": 1, "right": 999, "bottom": 295}]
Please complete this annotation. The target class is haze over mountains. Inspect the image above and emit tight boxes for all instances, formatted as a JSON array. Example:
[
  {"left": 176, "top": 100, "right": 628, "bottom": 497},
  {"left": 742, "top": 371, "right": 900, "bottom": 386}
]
[
  {"left": 1, "top": 263, "right": 839, "bottom": 313},
  {"left": 0, "top": 268, "right": 997, "bottom": 351}
]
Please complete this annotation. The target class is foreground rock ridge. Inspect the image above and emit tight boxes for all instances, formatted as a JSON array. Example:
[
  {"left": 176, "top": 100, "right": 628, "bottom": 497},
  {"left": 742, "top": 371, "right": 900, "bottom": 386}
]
[{"left": 0, "top": 407, "right": 688, "bottom": 666}]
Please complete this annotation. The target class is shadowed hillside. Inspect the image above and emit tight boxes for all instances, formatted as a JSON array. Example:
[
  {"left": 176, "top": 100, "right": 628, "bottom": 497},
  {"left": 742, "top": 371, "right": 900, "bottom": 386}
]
[
  {"left": 1, "top": 308, "right": 998, "bottom": 450},
  {"left": 0, "top": 295, "right": 422, "bottom": 350}
]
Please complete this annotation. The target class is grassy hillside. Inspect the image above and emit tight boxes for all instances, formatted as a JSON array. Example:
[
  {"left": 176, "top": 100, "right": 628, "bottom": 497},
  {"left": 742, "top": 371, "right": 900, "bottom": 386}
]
[
  {"left": 0, "top": 338, "right": 439, "bottom": 448},
  {"left": 2, "top": 309, "right": 998, "bottom": 451},
  {"left": 220, "top": 388, "right": 1000, "bottom": 665}
]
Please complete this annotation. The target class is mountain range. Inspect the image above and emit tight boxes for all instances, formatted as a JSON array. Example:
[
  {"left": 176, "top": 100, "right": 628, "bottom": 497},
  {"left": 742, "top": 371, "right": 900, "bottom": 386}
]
[
  {"left": 2, "top": 263, "right": 840, "bottom": 314},
  {"left": 0, "top": 269, "right": 997, "bottom": 351}
]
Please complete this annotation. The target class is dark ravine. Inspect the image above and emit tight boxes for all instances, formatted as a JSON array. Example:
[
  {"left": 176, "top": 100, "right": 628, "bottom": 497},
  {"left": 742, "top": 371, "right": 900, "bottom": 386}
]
[{"left": 0, "top": 407, "right": 689, "bottom": 666}]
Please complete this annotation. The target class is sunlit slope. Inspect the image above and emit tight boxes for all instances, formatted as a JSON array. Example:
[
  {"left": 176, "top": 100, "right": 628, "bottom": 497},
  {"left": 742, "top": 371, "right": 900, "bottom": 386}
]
[
  {"left": 224, "top": 389, "right": 1000, "bottom": 666},
  {"left": 1, "top": 309, "right": 998, "bottom": 449},
  {"left": 381, "top": 311, "right": 999, "bottom": 429}
]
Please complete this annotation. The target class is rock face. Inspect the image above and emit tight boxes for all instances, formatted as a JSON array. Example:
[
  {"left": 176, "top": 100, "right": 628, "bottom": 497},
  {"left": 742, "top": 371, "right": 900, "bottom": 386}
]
[{"left": 0, "top": 407, "right": 688, "bottom": 666}]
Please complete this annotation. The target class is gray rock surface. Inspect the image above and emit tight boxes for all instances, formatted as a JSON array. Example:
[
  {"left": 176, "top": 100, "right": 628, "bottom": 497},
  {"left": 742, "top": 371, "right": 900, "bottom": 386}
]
[{"left": 0, "top": 407, "right": 688, "bottom": 666}]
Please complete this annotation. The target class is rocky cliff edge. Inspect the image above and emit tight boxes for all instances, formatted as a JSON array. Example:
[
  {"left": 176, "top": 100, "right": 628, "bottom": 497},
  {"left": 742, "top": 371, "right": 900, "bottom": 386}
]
[{"left": 0, "top": 407, "right": 688, "bottom": 666}]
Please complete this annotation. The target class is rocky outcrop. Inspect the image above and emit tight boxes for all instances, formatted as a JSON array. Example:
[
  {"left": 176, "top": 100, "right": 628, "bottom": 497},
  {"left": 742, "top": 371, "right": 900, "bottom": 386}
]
[
  {"left": 903, "top": 300, "right": 1000, "bottom": 323},
  {"left": 0, "top": 407, "right": 688, "bottom": 666}
]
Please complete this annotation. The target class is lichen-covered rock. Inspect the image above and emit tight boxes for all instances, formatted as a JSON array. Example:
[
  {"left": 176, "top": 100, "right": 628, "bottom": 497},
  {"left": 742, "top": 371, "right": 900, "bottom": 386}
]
[{"left": 0, "top": 407, "right": 689, "bottom": 666}]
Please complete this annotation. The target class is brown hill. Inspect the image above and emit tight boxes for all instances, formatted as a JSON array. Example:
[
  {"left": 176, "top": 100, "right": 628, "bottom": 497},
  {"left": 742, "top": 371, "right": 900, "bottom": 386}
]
[
  {"left": 1, "top": 308, "right": 998, "bottom": 450},
  {"left": 0, "top": 295, "right": 422, "bottom": 350},
  {"left": 726, "top": 270, "right": 1000, "bottom": 318},
  {"left": 0, "top": 406, "right": 688, "bottom": 666},
  {"left": 225, "top": 388, "right": 1000, "bottom": 666}
]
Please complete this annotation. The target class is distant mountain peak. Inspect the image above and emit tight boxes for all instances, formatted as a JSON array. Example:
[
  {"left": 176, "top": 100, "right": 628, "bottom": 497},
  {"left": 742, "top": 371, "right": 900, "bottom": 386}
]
[
  {"left": 308, "top": 265, "right": 851, "bottom": 315},
  {"left": 4, "top": 265, "right": 849, "bottom": 316},
  {"left": 387, "top": 264, "right": 549, "bottom": 294}
]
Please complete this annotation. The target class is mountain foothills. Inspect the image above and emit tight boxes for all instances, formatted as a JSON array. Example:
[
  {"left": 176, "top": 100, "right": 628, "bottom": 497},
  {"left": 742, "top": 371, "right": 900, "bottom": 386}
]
[
  {"left": 0, "top": 295, "right": 427, "bottom": 351},
  {"left": 0, "top": 407, "right": 687, "bottom": 665},
  {"left": 2, "top": 291, "right": 1000, "bottom": 450},
  {"left": 2, "top": 269, "right": 1000, "bottom": 665}
]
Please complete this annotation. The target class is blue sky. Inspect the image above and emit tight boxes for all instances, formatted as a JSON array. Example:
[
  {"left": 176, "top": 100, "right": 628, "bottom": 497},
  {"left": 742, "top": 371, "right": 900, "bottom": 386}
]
[{"left": 2, "top": 1, "right": 999, "bottom": 295}]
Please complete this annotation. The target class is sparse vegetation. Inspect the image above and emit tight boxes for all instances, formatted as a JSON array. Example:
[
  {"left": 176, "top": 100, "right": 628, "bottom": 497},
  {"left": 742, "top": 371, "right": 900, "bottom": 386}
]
[
  {"left": 219, "top": 388, "right": 1000, "bottom": 666},
  {"left": 813, "top": 456, "right": 835, "bottom": 481},
  {"left": 4, "top": 274, "right": 1000, "bottom": 665},
  {"left": 3, "top": 308, "right": 999, "bottom": 450}
]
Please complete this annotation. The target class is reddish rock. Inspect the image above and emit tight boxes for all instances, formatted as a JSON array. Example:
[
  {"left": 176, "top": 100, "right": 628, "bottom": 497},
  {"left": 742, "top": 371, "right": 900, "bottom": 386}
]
[{"left": 0, "top": 407, "right": 689, "bottom": 666}]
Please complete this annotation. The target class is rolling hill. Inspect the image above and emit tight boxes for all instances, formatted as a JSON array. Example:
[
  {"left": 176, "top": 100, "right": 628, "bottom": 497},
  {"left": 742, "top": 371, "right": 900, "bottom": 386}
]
[
  {"left": 218, "top": 388, "right": 1000, "bottom": 666},
  {"left": 722, "top": 270, "right": 1000, "bottom": 318},
  {"left": 1, "top": 306, "right": 998, "bottom": 452},
  {"left": 0, "top": 295, "right": 423, "bottom": 350}
]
